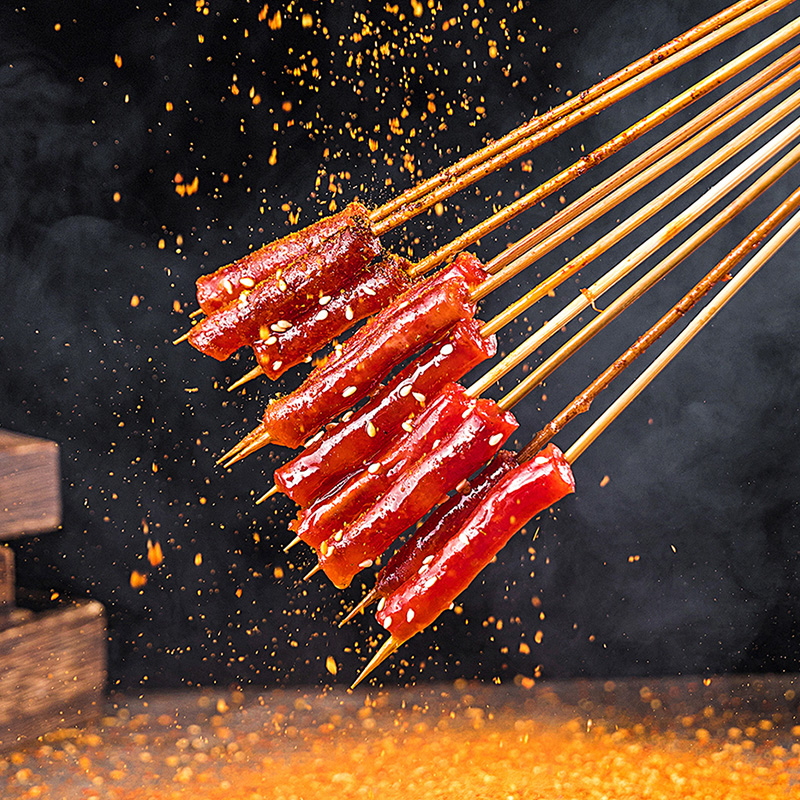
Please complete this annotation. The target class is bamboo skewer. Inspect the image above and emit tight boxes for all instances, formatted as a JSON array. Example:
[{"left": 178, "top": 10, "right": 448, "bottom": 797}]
[
  {"left": 498, "top": 141, "right": 800, "bottom": 412},
  {"left": 351, "top": 189, "right": 800, "bottom": 689},
  {"left": 368, "top": 0, "right": 776, "bottom": 226},
  {"left": 372, "top": 0, "right": 796, "bottom": 241},
  {"left": 465, "top": 91, "right": 800, "bottom": 399},
  {"left": 411, "top": 12, "right": 800, "bottom": 277},
  {"left": 476, "top": 45, "right": 800, "bottom": 302},
  {"left": 520, "top": 185, "right": 800, "bottom": 462},
  {"left": 563, "top": 201, "right": 800, "bottom": 463}
]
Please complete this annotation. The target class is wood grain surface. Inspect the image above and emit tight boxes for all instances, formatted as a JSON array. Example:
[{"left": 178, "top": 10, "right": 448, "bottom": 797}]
[{"left": 0, "top": 431, "right": 61, "bottom": 540}]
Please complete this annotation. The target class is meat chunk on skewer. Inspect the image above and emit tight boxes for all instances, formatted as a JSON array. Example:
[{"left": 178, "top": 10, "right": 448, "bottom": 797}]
[{"left": 196, "top": 201, "right": 371, "bottom": 315}]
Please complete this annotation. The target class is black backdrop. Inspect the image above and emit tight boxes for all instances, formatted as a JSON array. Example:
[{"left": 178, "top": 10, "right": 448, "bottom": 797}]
[{"left": 2, "top": 0, "right": 799, "bottom": 690}]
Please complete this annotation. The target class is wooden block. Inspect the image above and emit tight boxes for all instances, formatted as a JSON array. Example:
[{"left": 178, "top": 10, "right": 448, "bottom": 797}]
[
  {"left": 0, "top": 601, "right": 106, "bottom": 750},
  {"left": 0, "top": 430, "right": 61, "bottom": 540},
  {"left": 0, "top": 546, "right": 13, "bottom": 606}
]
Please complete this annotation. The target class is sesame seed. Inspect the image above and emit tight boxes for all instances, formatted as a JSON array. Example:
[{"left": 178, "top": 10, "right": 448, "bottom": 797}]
[
  {"left": 277, "top": 319, "right": 292, "bottom": 331},
  {"left": 399, "top": 384, "right": 412, "bottom": 397},
  {"left": 422, "top": 555, "right": 434, "bottom": 564},
  {"left": 272, "top": 360, "right": 283, "bottom": 371},
  {"left": 345, "top": 305, "right": 354, "bottom": 320},
  {"left": 342, "top": 385, "right": 357, "bottom": 398},
  {"left": 383, "top": 615, "right": 392, "bottom": 627},
  {"left": 368, "top": 463, "right": 380, "bottom": 474},
  {"left": 320, "top": 541, "right": 329, "bottom": 556},
  {"left": 462, "top": 408, "right": 472, "bottom": 419},
  {"left": 342, "top": 410, "right": 354, "bottom": 422},
  {"left": 440, "top": 343, "right": 454, "bottom": 356},
  {"left": 240, "top": 276, "right": 255, "bottom": 288},
  {"left": 358, "top": 559, "right": 373, "bottom": 569},
  {"left": 402, "top": 421, "right": 413, "bottom": 433},
  {"left": 406, "top": 609, "right": 415, "bottom": 623},
  {"left": 334, "top": 531, "right": 343, "bottom": 541},
  {"left": 266, "top": 335, "right": 277, "bottom": 345},
  {"left": 432, "top": 439, "right": 440, "bottom": 449},
  {"left": 412, "top": 392, "right": 426, "bottom": 403},
  {"left": 319, "top": 295, "right": 331, "bottom": 306},
  {"left": 304, "top": 430, "right": 325, "bottom": 447},
  {"left": 315, "top": 309, "right": 329, "bottom": 322},
  {"left": 270, "top": 323, "right": 283, "bottom": 333},
  {"left": 456, "top": 479, "right": 470, "bottom": 493},
  {"left": 364, "top": 286, "right": 376, "bottom": 296},
  {"left": 278, "top": 279, "right": 287, "bottom": 292},
  {"left": 222, "top": 278, "right": 234, "bottom": 294},
  {"left": 366, "top": 421, "right": 377, "bottom": 438},
  {"left": 377, "top": 597, "right": 386, "bottom": 611},
  {"left": 417, "top": 564, "right": 429, "bottom": 574},
  {"left": 489, "top": 433, "right": 504, "bottom": 446}
]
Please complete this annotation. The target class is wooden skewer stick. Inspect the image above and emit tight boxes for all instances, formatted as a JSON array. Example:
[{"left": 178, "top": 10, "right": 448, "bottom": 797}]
[
  {"left": 217, "top": 426, "right": 272, "bottom": 467},
  {"left": 339, "top": 588, "right": 379, "bottom": 628},
  {"left": 350, "top": 635, "right": 403, "bottom": 690},
  {"left": 476, "top": 66, "right": 800, "bottom": 317},
  {"left": 466, "top": 91, "right": 800, "bottom": 399},
  {"left": 372, "top": 0, "right": 793, "bottom": 240},
  {"left": 256, "top": 485, "right": 280, "bottom": 504},
  {"left": 498, "top": 140, "right": 800, "bottom": 412},
  {"left": 478, "top": 44, "right": 800, "bottom": 293},
  {"left": 564, "top": 204, "right": 800, "bottom": 463},
  {"left": 228, "top": 366, "right": 263, "bottom": 392},
  {"left": 283, "top": 536, "right": 302, "bottom": 553},
  {"left": 403, "top": 5, "right": 800, "bottom": 274},
  {"left": 520, "top": 185, "right": 800, "bottom": 463},
  {"left": 368, "top": 0, "right": 772, "bottom": 226}
]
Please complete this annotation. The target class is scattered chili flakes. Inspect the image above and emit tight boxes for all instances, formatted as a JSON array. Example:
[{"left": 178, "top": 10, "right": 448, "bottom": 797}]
[{"left": 130, "top": 570, "right": 147, "bottom": 588}]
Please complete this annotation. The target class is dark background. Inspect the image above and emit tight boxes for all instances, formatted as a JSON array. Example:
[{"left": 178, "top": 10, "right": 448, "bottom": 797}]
[{"left": 1, "top": 0, "right": 798, "bottom": 691}]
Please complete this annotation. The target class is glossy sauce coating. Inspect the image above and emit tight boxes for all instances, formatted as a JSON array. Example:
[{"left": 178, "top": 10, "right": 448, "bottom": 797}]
[
  {"left": 376, "top": 444, "right": 575, "bottom": 642},
  {"left": 251, "top": 252, "right": 411, "bottom": 380},
  {"left": 317, "top": 392, "right": 519, "bottom": 589},
  {"left": 196, "top": 201, "right": 370, "bottom": 315},
  {"left": 259, "top": 257, "right": 488, "bottom": 448},
  {"left": 372, "top": 449, "right": 519, "bottom": 602},
  {"left": 188, "top": 215, "right": 380, "bottom": 360},
  {"left": 274, "top": 318, "right": 496, "bottom": 505},
  {"left": 291, "top": 384, "right": 473, "bottom": 550}
]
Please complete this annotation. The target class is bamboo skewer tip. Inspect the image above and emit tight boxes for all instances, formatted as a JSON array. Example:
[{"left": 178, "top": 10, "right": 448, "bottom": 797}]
[
  {"left": 228, "top": 365, "right": 264, "bottom": 392},
  {"left": 256, "top": 484, "right": 280, "bottom": 505},
  {"left": 283, "top": 535, "right": 302, "bottom": 553},
  {"left": 338, "top": 588, "right": 379, "bottom": 627},
  {"left": 172, "top": 332, "right": 191, "bottom": 345},
  {"left": 350, "top": 635, "right": 404, "bottom": 690},
  {"left": 303, "top": 563, "right": 322, "bottom": 581}
]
